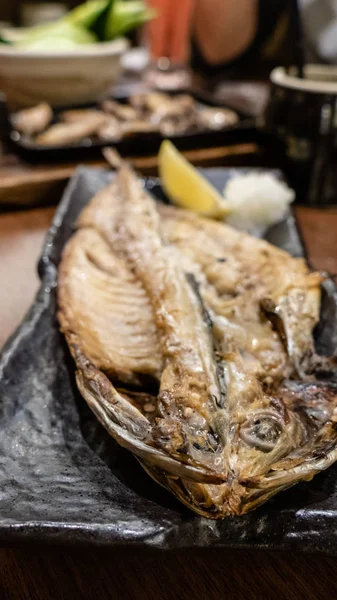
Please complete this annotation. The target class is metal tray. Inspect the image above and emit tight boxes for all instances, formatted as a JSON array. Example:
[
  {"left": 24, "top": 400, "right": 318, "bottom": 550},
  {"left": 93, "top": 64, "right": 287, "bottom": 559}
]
[
  {"left": 1, "top": 166, "right": 337, "bottom": 552},
  {"left": 5, "top": 91, "right": 257, "bottom": 163}
]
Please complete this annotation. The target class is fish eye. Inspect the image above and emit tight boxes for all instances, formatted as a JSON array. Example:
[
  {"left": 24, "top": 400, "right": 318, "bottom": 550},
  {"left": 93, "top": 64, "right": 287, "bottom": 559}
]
[{"left": 240, "top": 413, "right": 283, "bottom": 452}]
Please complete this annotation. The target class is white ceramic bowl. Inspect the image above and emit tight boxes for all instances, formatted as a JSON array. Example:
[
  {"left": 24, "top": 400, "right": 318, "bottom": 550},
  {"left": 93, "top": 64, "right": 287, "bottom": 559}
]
[
  {"left": 270, "top": 64, "right": 337, "bottom": 94},
  {"left": 0, "top": 38, "right": 129, "bottom": 107}
]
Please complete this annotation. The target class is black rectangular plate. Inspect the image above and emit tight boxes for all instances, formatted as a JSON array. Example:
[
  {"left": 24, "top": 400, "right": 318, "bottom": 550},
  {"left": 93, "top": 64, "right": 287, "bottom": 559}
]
[
  {"left": 6, "top": 91, "right": 257, "bottom": 163},
  {"left": 1, "top": 167, "right": 337, "bottom": 552}
]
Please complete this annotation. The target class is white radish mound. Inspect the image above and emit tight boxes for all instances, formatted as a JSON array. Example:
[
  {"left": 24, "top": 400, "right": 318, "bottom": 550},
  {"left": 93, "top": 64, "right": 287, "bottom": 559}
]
[{"left": 224, "top": 173, "right": 295, "bottom": 235}]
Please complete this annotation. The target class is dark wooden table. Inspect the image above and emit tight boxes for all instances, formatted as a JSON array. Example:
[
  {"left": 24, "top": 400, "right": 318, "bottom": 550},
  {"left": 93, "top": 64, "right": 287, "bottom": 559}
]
[
  {"left": 2, "top": 546, "right": 337, "bottom": 600},
  {"left": 1, "top": 203, "right": 337, "bottom": 599}
]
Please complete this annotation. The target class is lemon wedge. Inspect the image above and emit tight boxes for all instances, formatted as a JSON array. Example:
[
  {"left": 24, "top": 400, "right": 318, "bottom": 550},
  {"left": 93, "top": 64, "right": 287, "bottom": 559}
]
[{"left": 158, "top": 140, "right": 230, "bottom": 219}]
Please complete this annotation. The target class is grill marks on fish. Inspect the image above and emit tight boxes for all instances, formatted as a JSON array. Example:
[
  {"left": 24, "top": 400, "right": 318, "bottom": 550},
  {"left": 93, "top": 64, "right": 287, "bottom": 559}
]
[{"left": 58, "top": 167, "right": 337, "bottom": 518}]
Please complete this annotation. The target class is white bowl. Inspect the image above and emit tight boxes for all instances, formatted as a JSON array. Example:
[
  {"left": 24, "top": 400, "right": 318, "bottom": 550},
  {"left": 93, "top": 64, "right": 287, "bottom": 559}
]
[
  {"left": 270, "top": 64, "right": 337, "bottom": 94},
  {"left": 0, "top": 38, "right": 129, "bottom": 107}
]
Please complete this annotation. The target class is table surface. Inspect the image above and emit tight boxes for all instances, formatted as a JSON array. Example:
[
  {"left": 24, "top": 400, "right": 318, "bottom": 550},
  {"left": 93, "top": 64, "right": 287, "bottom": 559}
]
[
  {"left": 2, "top": 73, "right": 337, "bottom": 598},
  {"left": 1, "top": 202, "right": 337, "bottom": 599}
]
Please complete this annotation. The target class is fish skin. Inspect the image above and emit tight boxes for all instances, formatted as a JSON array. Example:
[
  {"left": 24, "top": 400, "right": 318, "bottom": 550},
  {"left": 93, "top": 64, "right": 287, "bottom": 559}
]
[
  {"left": 59, "top": 227, "right": 224, "bottom": 484},
  {"left": 158, "top": 204, "right": 322, "bottom": 380},
  {"left": 36, "top": 113, "right": 107, "bottom": 146},
  {"left": 58, "top": 167, "right": 337, "bottom": 518},
  {"left": 75, "top": 353, "right": 223, "bottom": 484},
  {"left": 13, "top": 102, "right": 53, "bottom": 136},
  {"left": 60, "top": 109, "right": 107, "bottom": 124},
  {"left": 98, "top": 164, "right": 226, "bottom": 476}
]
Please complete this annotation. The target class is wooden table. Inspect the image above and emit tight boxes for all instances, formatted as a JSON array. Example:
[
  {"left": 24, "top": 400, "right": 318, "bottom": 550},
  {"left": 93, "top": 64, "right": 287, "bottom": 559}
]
[
  {"left": 1, "top": 202, "right": 337, "bottom": 599},
  {"left": 0, "top": 143, "right": 261, "bottom": 207}
]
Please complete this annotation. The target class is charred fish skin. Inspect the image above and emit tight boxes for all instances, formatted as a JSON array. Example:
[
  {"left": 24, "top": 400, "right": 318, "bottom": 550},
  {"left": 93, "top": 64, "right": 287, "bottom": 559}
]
[
  {"left": 141, "top": 379, "right": 337, "bottom": 518},
  {"left": 60, "top": 166, "right": 228, "bottom": 479},
  {"left": 143, "top": 201, "right": 337, "bottom": 514},
  {"left": 58, "top": 228, "right": 223, "bottom": 485},
  {"left": 105, "top": 165, "right": 227, "bottom": 476},
  {"left": 58, "top": 165, "right": 337, "bottom": 519},
  {"left": 75, "top": 354, "right": 223, "bottom": 484},
  {"left": 161, "top": 210, "right": 337, "bottom": 514}
]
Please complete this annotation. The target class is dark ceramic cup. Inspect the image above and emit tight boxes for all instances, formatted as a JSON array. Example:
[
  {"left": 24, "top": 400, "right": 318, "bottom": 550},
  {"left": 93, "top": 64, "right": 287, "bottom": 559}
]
[{"left": 264, "top": 65, "right": 337, "bottom": 205}]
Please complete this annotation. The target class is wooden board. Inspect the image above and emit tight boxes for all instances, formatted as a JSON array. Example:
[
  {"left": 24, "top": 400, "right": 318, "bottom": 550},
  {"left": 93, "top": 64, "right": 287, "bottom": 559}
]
[{"left": 0, "top": 143, "right": 260, "bottom": 207}]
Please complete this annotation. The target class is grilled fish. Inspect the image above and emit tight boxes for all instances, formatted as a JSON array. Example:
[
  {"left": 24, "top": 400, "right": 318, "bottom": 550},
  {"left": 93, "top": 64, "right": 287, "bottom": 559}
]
[
  {"left": 60, "top": 109, "right": 107, "bottom": 125},
  {"left": 102, "top": 99, "right": 138, "bottom": 122},
  {"left": 13, "top": 103, "right": 53, "bottom": 136},
  {"left": 58, "top": 166, "right": 337, "bottom": 518},
  {"left": 36, "top": 113, "right": 107, "bottom": 146},
  {"left": 197, "top": 107, "right": 239, "bottom": 130}
]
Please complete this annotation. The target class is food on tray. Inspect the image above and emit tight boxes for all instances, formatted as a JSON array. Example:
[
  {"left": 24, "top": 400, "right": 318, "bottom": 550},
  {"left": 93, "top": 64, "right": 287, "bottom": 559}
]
[
  {"left": 12, "top": 103, "right": 53, "bottom": 136},
  {"left": 60, "top": 108, "right": 107, "bottom": 124},
  {"left": 102, "top": 99, "right": 138, "bottom": 121},
  {"left": 131, "top": 92, "right": 194, "bottom": 120},
  {"left": 98, "top": 117, "right": 123, "bottom": 142},
  {"left": 197, "top": 106, "right": 239, "bottom": 130},
  {"left": 120, "top": 120, "right": 159, "bottom": 136},
  {"left": 57, "top": 156, "right": 337, "bottom": 519},
  {"left": 36, "top": 113, "right": 107, "bottom": 146},
  {"left": 11, "top": 93, "right": 239, "bottom": 148}
]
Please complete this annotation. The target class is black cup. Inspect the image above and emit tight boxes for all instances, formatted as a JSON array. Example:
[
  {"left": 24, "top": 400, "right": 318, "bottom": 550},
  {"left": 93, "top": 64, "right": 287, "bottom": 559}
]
[{"left": 263, "top": 65, "right": 337, "bottom": 206}]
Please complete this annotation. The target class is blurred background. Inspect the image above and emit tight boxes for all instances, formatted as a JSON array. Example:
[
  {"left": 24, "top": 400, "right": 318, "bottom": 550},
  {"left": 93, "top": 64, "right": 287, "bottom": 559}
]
[
  {"left": 1, "top": 1, "right": 337, "bottom": 91},
  {"left": 1, "top": 0, "right": 337, "bottom": 203},
  {"left": 0, "top": 1, "right": 79, "bottom": 25},
  {"left": 1, "top": 1, "right": 336, "bottom": 67}
]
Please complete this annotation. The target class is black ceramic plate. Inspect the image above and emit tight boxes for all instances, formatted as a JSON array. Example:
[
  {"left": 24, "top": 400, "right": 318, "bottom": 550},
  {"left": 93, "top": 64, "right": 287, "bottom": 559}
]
[
  {"left": 5, "top": 92, "right": 256, "bottom": 163},
  {"left": 1, "top": 167, "right": 337, "bottom": 552}
]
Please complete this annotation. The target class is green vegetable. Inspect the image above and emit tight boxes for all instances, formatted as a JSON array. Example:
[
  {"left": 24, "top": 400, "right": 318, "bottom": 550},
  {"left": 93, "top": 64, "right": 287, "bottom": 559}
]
[
  {"left": 0, "top": 33, "right": 11, "bottom": 44},
  {"left": 91, "top": 0, "right": 115, "bottom": 41},
  {"left": 66, "top": 0, "right": 116, "bottom": 41},
  {"left": 14, "top": 21, "right": 97, "bottom": 48},
  {"left": 66, "top": 0, "right": 110, "bottom": 28},
  {"left": 105, "top": 1, "right": 156, "bottom": 40},
  {"left": 5, "top": 0, "right": 155, "bottom": 51},
  {"left": 15, "top": 37, "right": 94, "bottom": 51}
]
